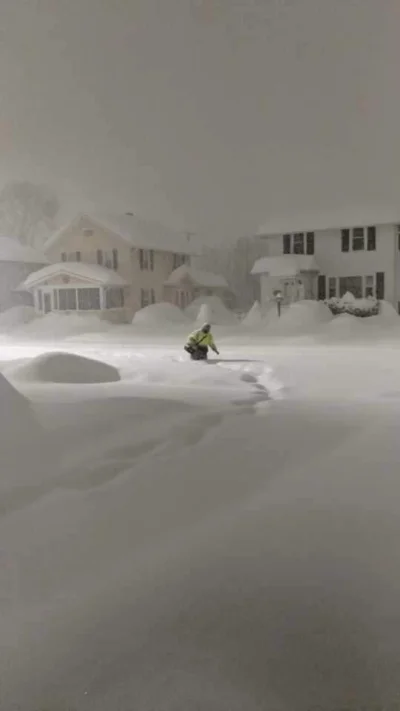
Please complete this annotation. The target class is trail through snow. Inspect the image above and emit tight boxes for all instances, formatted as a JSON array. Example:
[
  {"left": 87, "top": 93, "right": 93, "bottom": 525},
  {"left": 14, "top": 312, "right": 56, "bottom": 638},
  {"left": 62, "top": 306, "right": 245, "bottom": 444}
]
[{"left": 2, "top": 333, "right": 400, "bottom": 709}]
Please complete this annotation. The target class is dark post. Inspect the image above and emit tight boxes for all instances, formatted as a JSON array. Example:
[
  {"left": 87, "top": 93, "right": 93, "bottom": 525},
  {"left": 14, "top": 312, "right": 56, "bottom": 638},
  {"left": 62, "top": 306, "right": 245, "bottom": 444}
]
[{"left": 274, "top": 290, "right": 283, "bottom": 317}]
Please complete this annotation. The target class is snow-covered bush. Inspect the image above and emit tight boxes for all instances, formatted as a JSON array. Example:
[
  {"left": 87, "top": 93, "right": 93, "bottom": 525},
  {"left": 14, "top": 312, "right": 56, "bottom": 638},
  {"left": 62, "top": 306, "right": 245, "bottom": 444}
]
[{"left": 327, "top": 292, "right": 379, "bottom": 318}]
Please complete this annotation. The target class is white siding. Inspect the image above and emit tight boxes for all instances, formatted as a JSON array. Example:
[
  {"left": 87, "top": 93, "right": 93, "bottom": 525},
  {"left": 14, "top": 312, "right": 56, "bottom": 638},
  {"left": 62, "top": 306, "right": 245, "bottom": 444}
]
[
  {"left": 259, "top": 225, "right": 398, "bottom": 306},
  {"left": 314, "top": 225, "right": 396, "bottom": 302}
]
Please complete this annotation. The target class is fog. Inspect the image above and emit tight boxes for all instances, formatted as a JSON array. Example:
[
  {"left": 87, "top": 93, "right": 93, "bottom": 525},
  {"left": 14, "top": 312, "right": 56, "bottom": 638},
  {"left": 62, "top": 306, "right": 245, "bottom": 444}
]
[{"left": 0, "top": 0, "right": 399, "bottom": 240}]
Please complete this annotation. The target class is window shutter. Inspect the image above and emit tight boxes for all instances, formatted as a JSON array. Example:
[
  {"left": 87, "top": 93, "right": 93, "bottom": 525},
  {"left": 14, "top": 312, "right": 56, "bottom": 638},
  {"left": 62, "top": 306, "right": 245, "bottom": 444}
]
[
  {"left": 367, "top": 226, "right": 376, "bottom": 251},
  {"left": 283, "top": 234, "right": 291, "bottom": 254},
  {"left": 341, "top": 229, "right": 350, "bottom": 252}
]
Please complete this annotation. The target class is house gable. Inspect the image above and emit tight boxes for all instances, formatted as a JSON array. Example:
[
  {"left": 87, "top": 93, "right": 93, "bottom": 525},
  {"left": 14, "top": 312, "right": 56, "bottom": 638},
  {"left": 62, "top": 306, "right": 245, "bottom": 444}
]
[{"left": 45, "top": 214, "right": 130, "bottom": 255}]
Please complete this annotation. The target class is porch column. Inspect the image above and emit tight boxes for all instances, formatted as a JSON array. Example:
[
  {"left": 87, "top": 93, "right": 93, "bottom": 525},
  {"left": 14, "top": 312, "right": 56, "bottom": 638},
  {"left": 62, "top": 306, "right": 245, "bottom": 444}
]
[
  {"left": 99, "top": 287, "right": 106, "bottom": 310},
  {"left": 33, "top": 290, "right": 39, "bottom": 313}
]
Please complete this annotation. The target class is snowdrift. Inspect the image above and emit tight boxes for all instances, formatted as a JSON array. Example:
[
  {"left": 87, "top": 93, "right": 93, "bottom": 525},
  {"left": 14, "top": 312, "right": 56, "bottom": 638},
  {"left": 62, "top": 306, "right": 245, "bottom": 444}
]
[
  {"left": 15, "top": 312, "right": 109, "bottom": 339},
  {"left": 241, "top": 301, "right": 263, "bottom": 328},
  {"left": 265, "top": 300, "right": 332, "bottom": 335},
  {"left": 185, "top": 295, "right": 238, "bottom": 326},
  {"left": 132, "top": 302, "right": 189, "bottom": 327},
  {"left": 378, "top": 300, "right": 400, "bottom": 325},
  {"left": 0, "top": 372, "right": 42, "bottom": 449},
  {"left": 0, "top": 305, "right": 35, "bottom": 331},
  {"left": 12, "top": 352, "right": 121, "bottom": 384}
]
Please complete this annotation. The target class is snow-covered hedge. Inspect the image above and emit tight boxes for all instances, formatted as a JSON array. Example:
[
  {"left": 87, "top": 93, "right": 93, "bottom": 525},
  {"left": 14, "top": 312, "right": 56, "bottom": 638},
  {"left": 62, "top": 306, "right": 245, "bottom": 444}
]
[{"left": 327, "top": 292, "right": 379, "bottom": 318}]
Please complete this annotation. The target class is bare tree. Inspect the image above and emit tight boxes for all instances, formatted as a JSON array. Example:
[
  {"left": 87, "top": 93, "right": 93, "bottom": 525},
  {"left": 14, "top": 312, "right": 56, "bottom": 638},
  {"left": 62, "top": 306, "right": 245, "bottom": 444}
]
[{"left": 0, "top": 181, "right": 60, "bottom": 247}]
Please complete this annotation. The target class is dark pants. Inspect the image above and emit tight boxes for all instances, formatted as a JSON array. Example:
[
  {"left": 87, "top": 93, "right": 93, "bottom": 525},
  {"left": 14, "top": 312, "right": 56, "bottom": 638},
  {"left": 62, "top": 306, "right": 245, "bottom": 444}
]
[{"left": 185, "top": 344, "right": 208, "bottom": 360}]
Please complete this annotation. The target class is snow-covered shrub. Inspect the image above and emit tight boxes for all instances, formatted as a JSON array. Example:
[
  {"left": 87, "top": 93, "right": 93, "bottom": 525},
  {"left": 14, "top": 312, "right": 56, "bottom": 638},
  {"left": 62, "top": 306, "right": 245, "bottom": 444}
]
[{"left": 327, "top": 292, "right": 379, "bottom": 318}]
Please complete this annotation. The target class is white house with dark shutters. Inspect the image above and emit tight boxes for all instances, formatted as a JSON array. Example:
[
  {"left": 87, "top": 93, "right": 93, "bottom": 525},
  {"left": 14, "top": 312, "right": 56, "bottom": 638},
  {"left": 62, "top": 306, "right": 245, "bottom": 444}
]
[{"left": 251, "top": 223, "right": 400, "bottom": 311}]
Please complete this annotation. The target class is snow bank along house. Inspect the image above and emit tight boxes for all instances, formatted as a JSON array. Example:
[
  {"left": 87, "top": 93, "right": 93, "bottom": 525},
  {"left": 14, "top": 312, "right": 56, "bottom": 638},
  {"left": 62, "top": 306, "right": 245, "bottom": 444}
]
[
  {"left": 251, "top": 223, "right": 400, "bottom": 311},
  {"left": 0, "top": 236, "right": 48, "bottom": 312},
  {"left": 19, "top": 213, "right": 227, "bottom": 322}
]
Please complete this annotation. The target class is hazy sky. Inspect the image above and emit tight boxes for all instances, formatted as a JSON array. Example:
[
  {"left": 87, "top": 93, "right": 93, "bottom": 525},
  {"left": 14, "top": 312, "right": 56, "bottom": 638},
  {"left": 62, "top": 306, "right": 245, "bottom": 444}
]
[{"left": 0, "top": 0, "right": 399, "bottom": 243}]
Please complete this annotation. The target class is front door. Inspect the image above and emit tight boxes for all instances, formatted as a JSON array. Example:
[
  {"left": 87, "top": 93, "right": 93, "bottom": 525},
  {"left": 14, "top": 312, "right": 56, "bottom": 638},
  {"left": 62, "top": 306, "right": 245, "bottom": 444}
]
[{"left": 44, "top": 293, "right": 52, "bottom": 314}]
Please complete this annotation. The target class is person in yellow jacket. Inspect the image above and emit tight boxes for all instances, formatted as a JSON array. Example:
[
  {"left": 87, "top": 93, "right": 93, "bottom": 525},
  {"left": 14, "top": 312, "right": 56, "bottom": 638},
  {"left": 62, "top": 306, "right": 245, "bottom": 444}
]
[{"left": 184, "top": 322, "right": 220, "bottom": 360}]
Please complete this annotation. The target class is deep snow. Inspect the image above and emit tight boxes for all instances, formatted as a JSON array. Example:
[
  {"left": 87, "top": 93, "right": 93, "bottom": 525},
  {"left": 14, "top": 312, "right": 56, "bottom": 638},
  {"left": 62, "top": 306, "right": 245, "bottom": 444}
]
[{"left": 2, "top": 327, "right": 400, "bottom": 709}]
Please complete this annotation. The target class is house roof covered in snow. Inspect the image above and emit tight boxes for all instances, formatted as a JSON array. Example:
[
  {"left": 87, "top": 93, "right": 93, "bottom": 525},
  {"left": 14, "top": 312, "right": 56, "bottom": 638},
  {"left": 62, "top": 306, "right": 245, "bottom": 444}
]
[
  {"left": 251, "top": 255, "right": 319, "bottom": 277},
  {"left": 0, "top": 236, "right": 48, "bottom": 265},
  {"left": 20, "top": 262, "right": 128, "bottom": 290},
  {"left": 164, "top": 264, "right": 228, "bottom": 288},
  {"left": 45, "top": 213, "right": 197, "bottom": 255}
]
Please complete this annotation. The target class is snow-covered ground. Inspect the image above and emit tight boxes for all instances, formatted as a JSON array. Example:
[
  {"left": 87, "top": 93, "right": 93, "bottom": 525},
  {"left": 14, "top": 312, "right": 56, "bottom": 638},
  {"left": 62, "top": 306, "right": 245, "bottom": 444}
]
[{"left": 2, "top": 325, "right": 400, "bottom": 710}]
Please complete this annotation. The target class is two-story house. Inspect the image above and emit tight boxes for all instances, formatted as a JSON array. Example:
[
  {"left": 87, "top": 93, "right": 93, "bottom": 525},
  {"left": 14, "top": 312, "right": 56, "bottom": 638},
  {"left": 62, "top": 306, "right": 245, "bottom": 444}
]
[
  {"left": 20, "top": 213, "right": 195, "bottom": 322},
  {"left": 251, "top": 224, "right": 400, "bottom": 311}
]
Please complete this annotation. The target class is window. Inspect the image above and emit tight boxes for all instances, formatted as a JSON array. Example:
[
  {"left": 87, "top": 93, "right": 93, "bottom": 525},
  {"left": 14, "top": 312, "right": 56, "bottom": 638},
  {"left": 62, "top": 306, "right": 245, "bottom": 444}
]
[
  {"left": 282, "top": 232, "right": 314, "bottom": 255},
  {"left": 341, "top": 229, "right": 350, "bottom": 252},
  {"left": 53, "top": 289, "right": 58, "bottom": 309},
  {"left": 365, "top": 275, "right": 374, "bottom": 297},
  {"left": 283, "top": 234, "right": 291, "bottom": 254},
  {"left": 293, "top": 233, "right": 304, "bottom": 254},
  {"left": 328, "top": 277, "right": 337, "bottom": 298},
  {"left": 141, "top": 288, "right": 150, "bottom": 308},
  {"left": 61, "top": 252, "right": 67, "bottom": 262},
  {"left": 83, "top": 228, "right": 94, "bottom": 237},
  {"left": 37, "top": 289, "right": 43, "bottom": 310},
  {"left": 151, "top": 288, "right": 156, "bottom": 304},
  {"left": 367, "top": 226, "right": 376, "bottom": 251},
  {"left": 352, "top": 227, "right": 364, "bottom": 251},
  {"left": 376, "top": 271, "right": 385, "bottom": 300},
  {"left": 97, "top": 249, "right": 103, "bottom": 266},
  {"left": 112, "top": 248, "right": 118, "bottom": 271},
  {"left": 78, "top": 288, "right": 100, "bottom": 310},
  {"left": 75, "top": 251, "right": 81, "bottom": 262},
  {"left": 58, "top": 288, "right": 77, "bottom": 310},
  {"left": 397, "top": 226, "right": 400, "bottom": 251},
  {"left": 106, "top": 287, "right": 125, "bottom": 309},
  {"left": 339, "top": 276, "right": 362, "bottom": 298},
  {"left": 139, "top": 249, "right": 154, "bottom": 270},
  {"left": 317, "top": 275, "right": 326, "bottom": 300}
]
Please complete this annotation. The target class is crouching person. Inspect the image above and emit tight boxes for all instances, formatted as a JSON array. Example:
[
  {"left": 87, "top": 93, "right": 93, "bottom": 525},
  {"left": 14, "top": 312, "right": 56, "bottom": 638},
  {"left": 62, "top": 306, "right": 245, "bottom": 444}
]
[{"left": 184, "top": 322, "right": 219, "bottom": 360}]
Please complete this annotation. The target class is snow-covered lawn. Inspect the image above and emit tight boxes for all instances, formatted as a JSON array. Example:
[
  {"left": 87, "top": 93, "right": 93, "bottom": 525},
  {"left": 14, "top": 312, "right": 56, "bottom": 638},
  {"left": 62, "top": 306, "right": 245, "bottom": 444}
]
[{"left": 2, "top": 329, "right": 400, "bottom": 709}]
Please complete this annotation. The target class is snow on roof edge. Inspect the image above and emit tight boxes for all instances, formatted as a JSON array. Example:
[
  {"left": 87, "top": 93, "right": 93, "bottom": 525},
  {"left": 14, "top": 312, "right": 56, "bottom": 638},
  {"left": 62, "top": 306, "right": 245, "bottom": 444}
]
[{"left": 20, "top": 261, "right": 128, "bottom": 289}]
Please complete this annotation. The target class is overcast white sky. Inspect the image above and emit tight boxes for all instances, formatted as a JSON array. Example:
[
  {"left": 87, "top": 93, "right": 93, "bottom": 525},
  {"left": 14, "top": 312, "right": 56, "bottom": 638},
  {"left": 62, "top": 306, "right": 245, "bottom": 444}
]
[{"left": 0, "top": 0, "right": 399, "bottom": 243}]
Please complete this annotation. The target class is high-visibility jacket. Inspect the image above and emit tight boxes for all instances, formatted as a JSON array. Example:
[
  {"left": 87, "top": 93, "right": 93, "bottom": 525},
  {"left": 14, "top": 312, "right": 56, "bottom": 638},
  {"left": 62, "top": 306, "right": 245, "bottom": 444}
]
[{"left": 187, "top": 329, "right": 217, "bottom": 349}]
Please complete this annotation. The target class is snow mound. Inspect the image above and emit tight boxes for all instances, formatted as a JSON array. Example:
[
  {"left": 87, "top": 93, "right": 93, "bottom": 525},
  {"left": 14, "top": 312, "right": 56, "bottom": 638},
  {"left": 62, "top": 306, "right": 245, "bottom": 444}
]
[
  {"left": 16, "top": 312, "right": 109, "bottom": 339},
  {"left": 0, "top": 372, "right": 41, "bottom": 449},
  {"left": 0, "top": 305, "right": 35, "bottom": 331},
  {"left": 379, "top": 300, "right": 400, "bottom": 325},
  {"left": 132, "top": 302, "right": 188, "bottom": 326},
  {"left": 242, "top": 301, "right": 263, "bottom": 328},
  {"left": 266, "top": 300, "right": 332, "bottom": 334},
  {"left": 322, "top": 313, "right": 368, "bottom": 340},
  {"left": 12, "top": 352, "right": 121, "bottom": 384},
  {"left": 185, "top": 295, "right": 238, "bottom": 326},
  {"left": 194, "top": 302, "right": 213, "bottom": 325}
]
